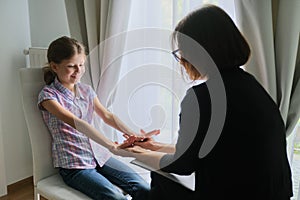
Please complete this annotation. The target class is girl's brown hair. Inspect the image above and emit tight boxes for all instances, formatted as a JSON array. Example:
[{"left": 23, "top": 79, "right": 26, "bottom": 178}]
[{"left": 43, "top": 36, "right": 86, "bottom": 85}]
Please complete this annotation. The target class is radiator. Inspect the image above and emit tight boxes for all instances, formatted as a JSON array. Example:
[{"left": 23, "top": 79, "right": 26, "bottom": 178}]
[{"left": 23, "top": 47, "right": 48, "bottom": 68}]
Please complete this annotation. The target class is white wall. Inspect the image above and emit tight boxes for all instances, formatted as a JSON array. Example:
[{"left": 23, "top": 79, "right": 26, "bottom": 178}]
[
  {"left": 28, "top": 0, "right": 70, "bottom": 47},
  {"left": 0, "top": 0, "right": 70, "bottom": 191},
  {"left": 0, "top": 0, "right": 33, "bottom": 186},
  {"left": 0, "top": 115, "right": 7, "bottom": 196}
]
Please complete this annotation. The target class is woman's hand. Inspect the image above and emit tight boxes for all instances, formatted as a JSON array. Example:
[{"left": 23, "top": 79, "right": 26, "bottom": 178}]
[
  {"left": 135, "top": 137, "right": 176, "bottom": 153},
  {"left": 111, "top": 142, "right": 149, "bottom": 157},
  {"left": 124, "top": 145, "right": 149, "bottom": 153},
  {"left": 133, "top": 137, "right": 159, "bottom": 151},
  {"left": 119, "top": 129, "right": 162, "bottom": 151}
]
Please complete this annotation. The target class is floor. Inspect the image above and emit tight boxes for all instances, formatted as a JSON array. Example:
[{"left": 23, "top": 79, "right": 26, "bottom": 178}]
[
  {"left": 0, "top": 177, "right": 33, "bottom": 200},
  {"left": 0, "top": 177, "right": 46, "bottom": 200}
]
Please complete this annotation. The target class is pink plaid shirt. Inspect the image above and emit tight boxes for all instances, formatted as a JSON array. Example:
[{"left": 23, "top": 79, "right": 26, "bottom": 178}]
[{"left": 38, "top": 78, "right": 99, "bottom": 169}]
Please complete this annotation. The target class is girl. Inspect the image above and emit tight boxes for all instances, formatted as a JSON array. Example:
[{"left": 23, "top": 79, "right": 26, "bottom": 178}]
[{"left": 38, "top": 36, "right": 156, "bottom": 200}]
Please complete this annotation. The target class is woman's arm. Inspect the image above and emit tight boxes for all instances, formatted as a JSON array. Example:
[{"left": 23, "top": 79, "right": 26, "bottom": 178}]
[
  {"left": 41, "top": 99, "right": 117, "bottom": 151},
  {"left": 112, "top": 146, "right": 168, "bottom": 170},
  {"left": 134, "top": 138, "right": 175, "bottom": 153},
  {"left": 133, "top": 150, "right": 166, "bottom": 170}
]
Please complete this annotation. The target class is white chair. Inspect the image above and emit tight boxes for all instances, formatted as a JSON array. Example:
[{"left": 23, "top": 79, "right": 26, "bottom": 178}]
[{"left": 19, "top": 68, "right": 92, "bottom": 200}]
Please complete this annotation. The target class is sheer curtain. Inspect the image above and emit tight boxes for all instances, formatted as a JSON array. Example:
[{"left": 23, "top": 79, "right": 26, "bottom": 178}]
[
  {"left": 104, "top": 0, "right": 235, "bottom": 143},
  {"left": 235, "top": 1, "right": 300, "bottom": 199}
]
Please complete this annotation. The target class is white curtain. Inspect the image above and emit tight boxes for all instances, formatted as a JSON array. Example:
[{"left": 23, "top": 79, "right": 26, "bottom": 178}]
[
  {"left": 235, "top": 0, "right": 300, "bottom": 199},
  {"left": 107, "top": 0, "right": 235, "bottom": 142}
]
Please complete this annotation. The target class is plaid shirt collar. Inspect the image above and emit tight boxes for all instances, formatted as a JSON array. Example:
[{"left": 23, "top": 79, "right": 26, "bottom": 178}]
[{"left": 54, "top": 78, "right": 85, "bottom": 100}]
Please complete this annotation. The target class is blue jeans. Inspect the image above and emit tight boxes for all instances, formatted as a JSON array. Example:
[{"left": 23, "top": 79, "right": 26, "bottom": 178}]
[{"left": 59, "top": 157, "right": 150, "bottom": 200}]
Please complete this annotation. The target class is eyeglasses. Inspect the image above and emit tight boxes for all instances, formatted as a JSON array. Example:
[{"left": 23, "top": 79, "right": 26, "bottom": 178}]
[{"left": 172, "top": 49, "right": 181, "bottom": 62}]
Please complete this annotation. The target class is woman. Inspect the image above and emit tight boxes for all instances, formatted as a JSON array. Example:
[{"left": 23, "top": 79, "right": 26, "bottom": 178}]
[
  {"left": 38, "top": 36, "right": 158, "bottom": 200},
  {"left": 116, "top": 4, "right": 293, "bottom": 200}
]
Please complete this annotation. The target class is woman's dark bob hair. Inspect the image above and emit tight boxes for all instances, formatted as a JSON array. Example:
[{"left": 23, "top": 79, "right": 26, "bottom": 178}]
[{"left": 172, "top": 4, "right": 251, "bottom": 71}]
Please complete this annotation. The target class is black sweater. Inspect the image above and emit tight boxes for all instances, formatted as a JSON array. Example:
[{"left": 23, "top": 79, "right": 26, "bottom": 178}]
[{"left": 158, "top": 68, "right": 293, "bottom": 200}]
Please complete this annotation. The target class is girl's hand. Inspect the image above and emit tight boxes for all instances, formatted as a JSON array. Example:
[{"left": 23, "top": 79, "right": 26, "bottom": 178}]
[
  {"left": 140, "top": 129, "right": 160, "bottom": 138},
  {"left": 123, "top": 129, "right": 160, "bottom": 139},
  {"left": 118, "top": 135, "right": 137, "bottom": 149},
  {"left": 118, "top": 129, "right": 160, "bottom": 150},
  {"left": 123, "top": 129, "right": 160, "bottom": 142}
]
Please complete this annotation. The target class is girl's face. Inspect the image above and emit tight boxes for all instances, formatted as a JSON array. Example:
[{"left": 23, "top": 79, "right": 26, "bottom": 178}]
[{"left": 51, "top": 53, "right": 86, "bottom": 91}]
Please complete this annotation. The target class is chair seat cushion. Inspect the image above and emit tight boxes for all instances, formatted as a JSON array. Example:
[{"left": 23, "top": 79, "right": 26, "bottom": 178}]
[{"left": 36, "top": 174, "right": 92, "bottom": 200}]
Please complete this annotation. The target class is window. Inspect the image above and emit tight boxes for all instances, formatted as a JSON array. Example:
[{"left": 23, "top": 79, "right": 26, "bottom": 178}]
[
  {"left": 108, "top": 0, "right": 235, "bottom": 143},
  {"left": 291, "top": 119, "right": 300, "bottom": 200}
]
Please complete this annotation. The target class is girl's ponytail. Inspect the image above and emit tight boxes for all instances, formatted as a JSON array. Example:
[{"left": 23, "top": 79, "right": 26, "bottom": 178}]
[{"left": 42, "top": 65, "right": 56, "bottom": 85}]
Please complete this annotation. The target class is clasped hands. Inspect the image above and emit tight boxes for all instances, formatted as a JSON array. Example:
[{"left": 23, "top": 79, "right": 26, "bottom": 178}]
[{"left": 115, "top": 129, "right": 160, "bottom": 153}]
